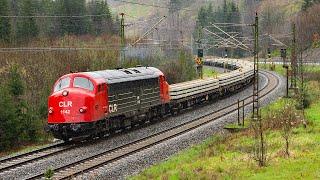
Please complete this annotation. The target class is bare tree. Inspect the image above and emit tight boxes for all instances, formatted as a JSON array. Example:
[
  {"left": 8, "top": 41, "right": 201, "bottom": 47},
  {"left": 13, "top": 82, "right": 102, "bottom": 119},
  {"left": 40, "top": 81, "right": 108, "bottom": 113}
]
[
  {"left": 280, "top": 101, "right": 301, "bottom": 157},
  {"left": 252, "top": 115, "right": 268, "bottom": 166}
]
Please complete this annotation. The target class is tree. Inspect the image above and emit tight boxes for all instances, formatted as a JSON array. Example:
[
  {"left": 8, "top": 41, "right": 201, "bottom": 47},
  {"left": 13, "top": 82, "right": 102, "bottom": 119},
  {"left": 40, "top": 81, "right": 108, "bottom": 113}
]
[
  {"left": 194, "top": 0, "right": 244, "bottom": 57},
  {"left": 0, "top": 85, "right": 19, "bottom": 151},
  {"left": 197, "top": 6, "right": 207, "bottom": 27},
  {"left": 16, "top": 0, "right": 39, "bottom": 42},
  {"left": 0, "top": 0, "right": 11, "bottom": 43},
  {"left": 302, "top": 0, "right": 313, "bottom": 11},
  {"left": 302, "top": 0, "right": 320, "bottom": 10},
  {"left": 56, "top": 0, "right": 90, "bottom": 35},
  {"left": 8, "top": 64, "right": 25, "bottom": 97},
  {"left": 89, "top": 0, "right": 113, "bottom": 35},
  {"left": 8, "top": 64, "right": 39, "bottom": 142},
  {"left": 37, "top": 0, "right": 56, "bottom": 37},
  {"left": 113, "top": 14, "right": 120, "bottom": 35}
]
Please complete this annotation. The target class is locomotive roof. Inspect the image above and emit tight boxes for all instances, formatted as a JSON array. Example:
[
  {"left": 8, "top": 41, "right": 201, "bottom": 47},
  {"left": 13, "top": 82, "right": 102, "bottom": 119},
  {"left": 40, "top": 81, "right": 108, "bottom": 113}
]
[{"left": 84, "top": 66, "right": 163, "bottom": 84}]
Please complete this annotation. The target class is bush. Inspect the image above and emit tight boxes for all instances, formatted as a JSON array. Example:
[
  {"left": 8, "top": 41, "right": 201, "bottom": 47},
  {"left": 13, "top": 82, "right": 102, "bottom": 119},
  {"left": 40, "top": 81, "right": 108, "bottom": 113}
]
[
  {"left": 296, "top": 91, "right": 311, "bottom": 109},
  {"left": 0, "top": 64, "right": 44, "bottom": 151},
  {"left": 0, "top": 85, "right": 19, "bottom": 151}
]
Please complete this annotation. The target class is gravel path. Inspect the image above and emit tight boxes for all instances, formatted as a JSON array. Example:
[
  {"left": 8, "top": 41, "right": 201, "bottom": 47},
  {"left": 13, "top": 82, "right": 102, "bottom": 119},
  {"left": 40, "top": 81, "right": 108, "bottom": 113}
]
[{"left": 0, "top": 71, "right": 284, "bottom": 180}]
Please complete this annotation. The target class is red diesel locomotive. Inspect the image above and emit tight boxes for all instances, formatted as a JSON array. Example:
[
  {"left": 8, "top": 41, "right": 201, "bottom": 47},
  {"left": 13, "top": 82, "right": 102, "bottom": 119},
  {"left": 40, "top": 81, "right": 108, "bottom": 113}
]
[{"left": 48, "top": 67, "right": 170, "bottom": 141}]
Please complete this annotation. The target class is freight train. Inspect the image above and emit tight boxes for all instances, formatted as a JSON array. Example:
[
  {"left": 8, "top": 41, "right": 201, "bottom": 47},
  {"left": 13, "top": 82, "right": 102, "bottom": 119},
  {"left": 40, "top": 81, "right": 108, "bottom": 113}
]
[{"left": 47, "top": 58, "right": 254, "bottom": 141}]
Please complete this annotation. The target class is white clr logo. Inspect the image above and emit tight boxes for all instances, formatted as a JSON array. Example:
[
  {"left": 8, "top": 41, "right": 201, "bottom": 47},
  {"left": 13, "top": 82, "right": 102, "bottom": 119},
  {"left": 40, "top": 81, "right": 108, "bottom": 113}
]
[
  {"left": 59, "top": 101, "right": 72, "bottom": 108},
  {"left": 109, "top": 104, "right": 118, "bottom": 113}
]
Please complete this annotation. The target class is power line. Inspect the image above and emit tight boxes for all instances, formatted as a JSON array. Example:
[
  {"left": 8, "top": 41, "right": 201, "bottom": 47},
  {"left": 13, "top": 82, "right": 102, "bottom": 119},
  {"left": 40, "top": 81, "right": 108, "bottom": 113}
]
[
  {"left": 0, "top": 14, "right": 113, "bottom": 18},
  {"left": 0, "top": 47, "right": 120, "bottom": 53},
  {"left": 115, "top": 0, "right": 193, "bottom": 11}
]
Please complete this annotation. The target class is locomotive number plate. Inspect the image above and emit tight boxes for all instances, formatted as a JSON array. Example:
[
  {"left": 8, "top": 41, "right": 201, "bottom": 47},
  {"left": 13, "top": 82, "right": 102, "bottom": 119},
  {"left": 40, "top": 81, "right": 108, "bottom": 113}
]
[{"left": 60, "top": 109, "right": 70, "bottom": 114}]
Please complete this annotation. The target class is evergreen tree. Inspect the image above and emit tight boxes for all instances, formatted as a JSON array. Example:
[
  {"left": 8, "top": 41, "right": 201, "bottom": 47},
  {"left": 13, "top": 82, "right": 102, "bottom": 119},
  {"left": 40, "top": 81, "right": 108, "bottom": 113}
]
[
  {"left": 89, "top": 0, "right": 113, "bottom": 35},
  {"left": 8, "top": 64, "right": 38, "bottom": 143},
  {"left": 194, "top": 0, "right": 244, "bottom": 57},
  {"left": 0, "top": 0, "right": 11, "bottom": 43},
  {"left": 197, "top": 6, "right": 208, "bottom": 28},
  {"left": 302, "top": 0, "right": 312, "bottom": 10},
  {"left": 8, "top": 64, "right": 24, "bottom": 97},
  {"left": 37, "top": 0, "right": 55, "bottom": 37},
  {"left": 57, "top": 0, "right": 90, "bottom": 35},
  {"left": 0, "top": 85, "right": 19, "bottom": 151},
  {"left": 302, "top": 0, "right": 320, "bottom": 10},
  {"left": 207, "top": 3, "right": 214, "bottom": 24},
  {"left": 16, "top": 0, "right": 39, "bottom": 42},
  {"left": 169, "top": 0, "right": 181, "bottom": 11},
  {"left": 113, "top": 14, "right": 120, "bottom": 35}
]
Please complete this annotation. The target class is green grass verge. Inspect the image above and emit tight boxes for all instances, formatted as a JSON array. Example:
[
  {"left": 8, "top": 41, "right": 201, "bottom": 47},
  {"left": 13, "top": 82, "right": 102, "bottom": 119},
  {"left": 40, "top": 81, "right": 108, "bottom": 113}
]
[
  {"left": 203, "top": 66, "right": 219, "bottom": 78},
  {"left": 263, "top": 63, "right": 320, "bottom": 76},
  {"left": 131, "top": 80, "right": 320, "bottom": 179},
  {"left": 0, "top": 141, "right": 52, "bottom": 158}
]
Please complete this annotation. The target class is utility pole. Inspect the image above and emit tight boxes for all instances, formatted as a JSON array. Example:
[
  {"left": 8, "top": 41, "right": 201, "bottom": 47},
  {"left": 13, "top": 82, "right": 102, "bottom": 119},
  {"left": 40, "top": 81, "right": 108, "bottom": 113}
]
[
  {"left": 120, "top": 13, "right": 125, "bottom": 66},
  {"left": 291, "top": 23, "right": 297, "bottom": 89},
  {"left": 299, "top": 50, "right": 305, "bottom": 123},
  {"left": 252, "top": 13, "right": 266, "bottom": 167},
  {"left": 281, "top": 48, "right": 289, "bottom": 97},
  {"left": 252, "top": 13, "right": 260, "bottom": 123}
]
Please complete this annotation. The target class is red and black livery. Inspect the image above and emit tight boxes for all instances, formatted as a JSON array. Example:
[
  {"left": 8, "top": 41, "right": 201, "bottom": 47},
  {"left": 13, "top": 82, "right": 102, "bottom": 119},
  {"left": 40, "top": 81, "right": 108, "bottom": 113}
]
[{"left": 48, "top": 67, "right": 170, "bottom": 140}]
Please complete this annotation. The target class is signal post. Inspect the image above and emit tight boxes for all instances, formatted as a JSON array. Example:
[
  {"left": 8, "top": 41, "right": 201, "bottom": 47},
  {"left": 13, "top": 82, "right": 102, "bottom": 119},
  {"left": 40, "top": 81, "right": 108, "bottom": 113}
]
[
  {"left": 281, "top": 48, "right": 289, "bottom": 97},
  {"left": 196, "top": 48, "right": 203, "bottom": 79}
]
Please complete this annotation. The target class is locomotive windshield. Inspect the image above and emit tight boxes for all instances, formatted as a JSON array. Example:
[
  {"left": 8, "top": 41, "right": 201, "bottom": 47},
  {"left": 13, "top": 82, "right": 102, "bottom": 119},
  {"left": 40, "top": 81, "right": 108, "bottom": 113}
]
[
  {"left": 73, "top": 77, "right": 94, "bottom": 91},
  {"left": 54, "top": 77, "right": 70, "bottom": 92}
]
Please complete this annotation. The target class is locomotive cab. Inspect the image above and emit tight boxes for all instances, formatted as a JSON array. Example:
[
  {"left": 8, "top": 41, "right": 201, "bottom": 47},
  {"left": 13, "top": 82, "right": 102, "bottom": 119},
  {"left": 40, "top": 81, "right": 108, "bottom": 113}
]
[{"left": 47, "top": 74, "right": 107, "bottom": 140}]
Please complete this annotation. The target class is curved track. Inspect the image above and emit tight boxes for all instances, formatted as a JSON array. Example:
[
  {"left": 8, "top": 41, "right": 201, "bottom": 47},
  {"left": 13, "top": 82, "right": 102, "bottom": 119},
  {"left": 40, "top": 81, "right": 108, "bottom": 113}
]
[{"left": 26, "top": 70, "right": 279, "bottom": 180}]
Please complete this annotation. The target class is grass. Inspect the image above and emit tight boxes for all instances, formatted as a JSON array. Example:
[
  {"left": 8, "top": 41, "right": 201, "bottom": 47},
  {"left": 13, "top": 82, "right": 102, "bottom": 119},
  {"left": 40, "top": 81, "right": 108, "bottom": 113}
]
[
  {"left": 0, "top": 141, "right": 52, "bottom": 158},
  {"left": 131, "top": 78, "right": 320, "bottom": 179},
  {"left": 203, "top": 66, "right": 219, "bottom": 78},
  {"left": 263, "top": 63, "right": 320, "bottom": 76}
]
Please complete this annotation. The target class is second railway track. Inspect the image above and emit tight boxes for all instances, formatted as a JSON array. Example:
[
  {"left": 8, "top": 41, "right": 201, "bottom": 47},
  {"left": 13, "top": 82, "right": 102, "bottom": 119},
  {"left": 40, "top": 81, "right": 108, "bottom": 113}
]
[
  {"left": 26, "top": 70, "right": 279, "bottom": 180},
  {"left": 0, "top": 142, "right": 75, "bottom": 174}
]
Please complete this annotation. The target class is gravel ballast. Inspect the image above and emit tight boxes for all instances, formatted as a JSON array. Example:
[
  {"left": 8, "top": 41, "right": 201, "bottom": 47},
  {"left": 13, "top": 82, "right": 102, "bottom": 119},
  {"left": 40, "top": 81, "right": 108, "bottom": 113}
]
[{"left": 0, "top": 71, "right": 284, "bottom": 180}]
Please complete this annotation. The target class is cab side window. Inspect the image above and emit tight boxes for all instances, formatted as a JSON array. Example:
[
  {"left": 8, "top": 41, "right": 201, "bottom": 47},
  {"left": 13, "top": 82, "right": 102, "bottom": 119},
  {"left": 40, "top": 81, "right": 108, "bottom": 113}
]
[{"left": 73, "top": 77, "right": 94, "bottom": 91}]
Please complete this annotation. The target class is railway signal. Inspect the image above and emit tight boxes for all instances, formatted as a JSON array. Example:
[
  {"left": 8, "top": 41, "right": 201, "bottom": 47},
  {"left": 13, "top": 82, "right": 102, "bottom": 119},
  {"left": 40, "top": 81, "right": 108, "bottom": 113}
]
[
  {"left": 197, "top": 48, "right": 203, "bottom": 79},
  {"left": 224, "top": 48, "right": 228, "bottom": 58}
]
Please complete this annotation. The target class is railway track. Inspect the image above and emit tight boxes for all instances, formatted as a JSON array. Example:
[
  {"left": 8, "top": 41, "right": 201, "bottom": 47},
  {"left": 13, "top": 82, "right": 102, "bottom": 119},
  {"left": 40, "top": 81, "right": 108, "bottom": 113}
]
[
  {"left": 0, "top": 142, "right": 76, "bottom": 174},
  {"left": 26, "top": 70, "right": 279, "bottom": 180}
]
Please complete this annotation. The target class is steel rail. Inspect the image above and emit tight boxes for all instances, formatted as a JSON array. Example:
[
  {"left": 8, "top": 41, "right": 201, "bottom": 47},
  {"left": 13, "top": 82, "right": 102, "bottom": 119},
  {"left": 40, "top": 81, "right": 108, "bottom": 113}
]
[
  {"left": 27, "top": 70, "right": 278, "bottom": 180},
  {"left": 0, "top": 142, "right": 76, "bottom": 173}
]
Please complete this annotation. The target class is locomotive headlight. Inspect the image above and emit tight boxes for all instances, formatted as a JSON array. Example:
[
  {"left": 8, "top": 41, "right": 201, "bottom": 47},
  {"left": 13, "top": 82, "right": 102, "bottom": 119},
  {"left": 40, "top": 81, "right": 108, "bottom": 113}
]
[
  {"left": 48, "top": 107, "right": 54, "bottom": 114},
  {"left": 79, "top": 106, "right": 87, "bottom": 113},
  {"left": 62, "top": 90, "right": 69, "bottom": 97}
]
